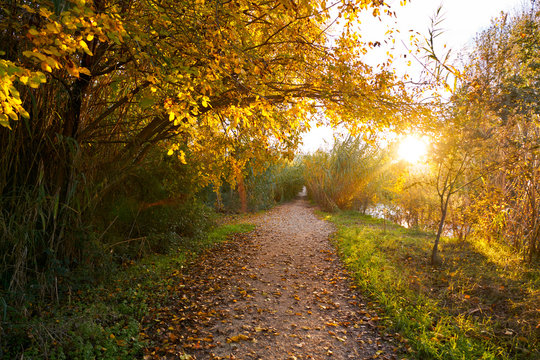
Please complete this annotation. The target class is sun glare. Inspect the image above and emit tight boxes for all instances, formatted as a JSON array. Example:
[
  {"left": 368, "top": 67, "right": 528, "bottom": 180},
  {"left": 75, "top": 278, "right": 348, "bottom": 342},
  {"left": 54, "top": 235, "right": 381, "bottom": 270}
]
[{"left": 398, "top": 135, "right": 428, "bottom": 164}]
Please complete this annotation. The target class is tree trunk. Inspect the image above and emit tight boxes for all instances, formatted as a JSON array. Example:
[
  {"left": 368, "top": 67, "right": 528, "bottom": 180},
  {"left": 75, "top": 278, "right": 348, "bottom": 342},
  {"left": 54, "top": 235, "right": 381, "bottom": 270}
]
[
  {"left": 237, "top": 171, "right": 248, "bottom": 213},
  {"left": 432, "top": 196, "right": 449, "bottom": 265}
]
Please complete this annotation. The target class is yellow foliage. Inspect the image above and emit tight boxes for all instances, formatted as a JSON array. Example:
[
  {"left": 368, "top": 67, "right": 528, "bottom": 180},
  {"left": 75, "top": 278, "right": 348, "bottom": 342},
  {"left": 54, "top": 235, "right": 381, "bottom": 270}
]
[{"left": 0, "top": 0, "right": 422, "bottom": 188}]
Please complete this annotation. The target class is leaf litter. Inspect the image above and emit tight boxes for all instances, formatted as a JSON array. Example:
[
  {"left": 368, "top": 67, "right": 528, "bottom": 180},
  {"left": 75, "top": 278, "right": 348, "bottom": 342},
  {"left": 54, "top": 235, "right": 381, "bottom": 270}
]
[{"left": 142, "top": 199, "right": 402, "bottom": 359}]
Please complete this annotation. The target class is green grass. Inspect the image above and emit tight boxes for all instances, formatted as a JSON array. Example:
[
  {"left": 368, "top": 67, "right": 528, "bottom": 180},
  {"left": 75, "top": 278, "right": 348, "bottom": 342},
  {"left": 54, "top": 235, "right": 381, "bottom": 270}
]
[
  {"left": 321, "top": 210, "right": 539, "bottom": 360},
  {"left": 1, "top": 222, "right": 255, "bottom": 360}
]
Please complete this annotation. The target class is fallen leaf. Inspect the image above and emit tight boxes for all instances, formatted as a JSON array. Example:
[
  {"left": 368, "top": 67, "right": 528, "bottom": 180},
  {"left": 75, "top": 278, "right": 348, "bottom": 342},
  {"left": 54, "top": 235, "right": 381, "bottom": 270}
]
[{"left": 226, "top": 334, "right": 250, "bottom": 343}]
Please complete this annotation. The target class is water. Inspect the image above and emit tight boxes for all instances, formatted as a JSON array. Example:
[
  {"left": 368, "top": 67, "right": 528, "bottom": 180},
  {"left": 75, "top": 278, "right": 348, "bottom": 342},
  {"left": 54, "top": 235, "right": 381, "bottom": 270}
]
[{"left": 366, "top": 204, "right": 409, "bottom": 228}]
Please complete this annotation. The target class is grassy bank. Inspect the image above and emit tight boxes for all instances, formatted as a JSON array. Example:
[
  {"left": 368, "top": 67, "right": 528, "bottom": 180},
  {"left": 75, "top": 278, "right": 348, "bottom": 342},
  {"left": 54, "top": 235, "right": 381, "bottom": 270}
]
[
  {"left": 1, "top": 222, "right": 255, "bottom": 359},
  {"left": 322, "top": 210, "right": 539, "bottom": 360}
]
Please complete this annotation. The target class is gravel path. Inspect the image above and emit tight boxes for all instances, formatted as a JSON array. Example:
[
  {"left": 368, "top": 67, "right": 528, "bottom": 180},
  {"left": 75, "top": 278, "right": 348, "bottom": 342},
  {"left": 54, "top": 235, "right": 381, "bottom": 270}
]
[{"left": 143, "top": 199, "right": 398, "bottom": 359}]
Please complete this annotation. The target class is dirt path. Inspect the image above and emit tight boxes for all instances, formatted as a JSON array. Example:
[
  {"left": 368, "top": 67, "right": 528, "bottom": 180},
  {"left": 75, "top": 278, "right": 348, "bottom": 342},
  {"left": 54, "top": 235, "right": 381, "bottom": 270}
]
[{"left": 143, "top": 199, "right": 399, "bottom": 359}]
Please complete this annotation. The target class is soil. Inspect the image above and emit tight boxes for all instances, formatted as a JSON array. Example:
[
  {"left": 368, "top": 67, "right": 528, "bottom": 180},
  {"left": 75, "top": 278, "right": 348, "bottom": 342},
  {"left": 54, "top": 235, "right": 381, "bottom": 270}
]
[{"left": 143, "top": 199, "right": 400, "bottom": 359}]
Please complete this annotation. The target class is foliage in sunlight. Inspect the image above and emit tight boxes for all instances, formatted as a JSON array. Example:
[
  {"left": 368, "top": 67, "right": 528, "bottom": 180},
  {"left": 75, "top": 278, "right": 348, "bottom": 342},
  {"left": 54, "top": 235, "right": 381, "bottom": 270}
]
[
  {"left": 303, "top": 136, "right": 388, "bottom": 211},
  {"left": 326, "top": 210, "right": 539, "bottom": 359},
  {"left": 373, "top": 5, "right": 540, "bottom": 264},
  {"left": 0, "top": 0, "right": 417, "bottom": 304}
]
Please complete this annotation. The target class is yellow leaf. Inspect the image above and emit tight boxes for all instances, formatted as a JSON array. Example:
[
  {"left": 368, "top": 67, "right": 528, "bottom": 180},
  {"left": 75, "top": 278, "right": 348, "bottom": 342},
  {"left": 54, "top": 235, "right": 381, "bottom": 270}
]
[
  {"left": 46, "top": 23, "right": 59, "bottom": 34},
  {"left": 79, "top": 40, "right": 93, "bottom": 56},
  {"left": 28, "top": 72, "right": 47, "bottom": 88},
  {"left": 87, "top": 34, "right": 94, "bottom": 41},
  {"left": 39, "top": 8, "right": 53, "bottom": 18},
  {"left": 44, "top": 56, "right": 60, "bottom": 69},
  {"left": 6, "top": 110, "right": 17, "bottom": 121},
  {"left": 41, "top": 62, "right": 52, "bottom": 72},
  {"left": 167, "top": 149, "right": 174, "bottom": 156},
  {"left": 66, "top": 66, "right": 80, "bottom": 78},
  {"left": 226, "top": 334, "right": 249, "bottom": 343},
  {"left": 21, "top": 4, "right": 36, "bottom": 13},
  {"left": 201, "top": 96, "right": 210, "bottom": 107},
  {"left": 178, "top": 150, "right": 186, "bottom": 164},
  {"left": 28, "top": 28, "right": 39, "bottom": 36},
  {"left": 0, "top": 114, "right": 11, "bottom": 128},
  {"left": 79, "top": 67, "right": 91, "bottom": 76},
  {"left": 168, "top": 112, "right": 174, "bottom": 121},
  {"left": 19, "top": 76, "right": 29, "bottom": 85},
  {"left": 23, "top": 51, "right": 47, "bottom": 62}
]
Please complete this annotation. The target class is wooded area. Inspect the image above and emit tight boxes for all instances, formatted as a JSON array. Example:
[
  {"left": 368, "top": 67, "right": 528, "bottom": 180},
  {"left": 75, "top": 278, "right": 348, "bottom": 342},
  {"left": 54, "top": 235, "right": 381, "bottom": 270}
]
[
  {"left": 305, "top": 8, "right": 540, "bottom": 264},
  {"left": 2, "top": 0, "right": 391, "bottom": 301},
  {"left": 1, "top": 0, "right": 539, "bottom": 359}
]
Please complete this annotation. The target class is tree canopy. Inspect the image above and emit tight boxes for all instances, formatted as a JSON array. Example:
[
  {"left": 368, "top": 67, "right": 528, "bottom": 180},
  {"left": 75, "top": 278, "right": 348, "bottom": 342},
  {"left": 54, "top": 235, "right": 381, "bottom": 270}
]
[{"left": 1, "top": 0, "right": 418, "bottom": 192}]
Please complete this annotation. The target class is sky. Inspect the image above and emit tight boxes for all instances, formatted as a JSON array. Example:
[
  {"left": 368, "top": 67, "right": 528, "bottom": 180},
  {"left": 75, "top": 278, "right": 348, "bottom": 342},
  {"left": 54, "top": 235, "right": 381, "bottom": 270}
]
[{"left": 299, "top": 0, "right": 527, "bottom": 153}]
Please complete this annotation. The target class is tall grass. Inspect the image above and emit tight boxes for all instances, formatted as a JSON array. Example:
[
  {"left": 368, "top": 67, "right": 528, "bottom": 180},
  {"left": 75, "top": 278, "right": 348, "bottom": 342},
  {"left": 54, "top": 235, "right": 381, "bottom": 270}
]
[
  {"left": 0, "top": 120, "right": 86, "bottom": 306},
  {"left": 303, "top": 136, "right": 387, "bottom": 211}
]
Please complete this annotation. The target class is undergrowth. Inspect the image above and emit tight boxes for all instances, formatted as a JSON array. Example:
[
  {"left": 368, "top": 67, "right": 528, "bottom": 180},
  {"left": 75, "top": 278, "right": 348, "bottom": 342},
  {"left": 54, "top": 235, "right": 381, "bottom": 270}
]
[
  {"left": 322, "top": 210, "right": 539, "bottom": 360},
  {"left": 0, "top": 222, "right": 255, "bottom": 359}
]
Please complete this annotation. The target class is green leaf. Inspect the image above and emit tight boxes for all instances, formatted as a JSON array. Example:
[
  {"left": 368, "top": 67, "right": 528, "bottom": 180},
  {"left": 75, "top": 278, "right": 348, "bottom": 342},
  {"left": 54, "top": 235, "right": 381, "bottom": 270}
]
[{"left": 140, "top": 96, "right": 155, "bottom": 109}]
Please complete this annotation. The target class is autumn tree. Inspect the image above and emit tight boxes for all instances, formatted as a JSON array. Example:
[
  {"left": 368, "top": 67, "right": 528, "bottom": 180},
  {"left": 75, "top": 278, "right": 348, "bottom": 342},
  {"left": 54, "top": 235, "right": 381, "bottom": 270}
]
[
  {"left": 1, "top": 0, "right": 416, "bottom": 195},
  {"left": 1, "top": 0, "right": 421, "bottom": 294},
  {"left": 451, "top": 6, "right": 540, "bottom": 260}
]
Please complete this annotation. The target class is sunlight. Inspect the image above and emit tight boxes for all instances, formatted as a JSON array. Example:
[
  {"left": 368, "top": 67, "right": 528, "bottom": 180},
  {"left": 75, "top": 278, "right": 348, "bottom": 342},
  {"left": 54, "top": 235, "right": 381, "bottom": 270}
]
[{"left": 398, "top": 135, "right": 428, "bottom": 164}]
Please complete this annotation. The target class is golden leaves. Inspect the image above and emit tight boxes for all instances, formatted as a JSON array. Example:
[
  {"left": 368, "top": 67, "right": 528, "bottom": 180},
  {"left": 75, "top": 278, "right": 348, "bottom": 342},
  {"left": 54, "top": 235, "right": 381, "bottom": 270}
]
[
  {"left": 226, "top": 334, "right": 250, "bottom": 343},
  {"left": 79, "top": 40, "right": 93, "bottom": 56},
  {"left": 40, "top": 62, "right": 52, "bottom": 72},
  {"left": 201, "top": 96, "right": 210, "bottom": 108},
  {"left": 79, "top": 67, "right": 91, "bottom": 76},
  {"left": 6, "top": 0, "right": 410, "bottom": 197},
  {"left": 20, "top": 0, "right": 126, "bottom": 81},
  {"left": 0, "top": 59, "right": 43, "bottom": 127}
]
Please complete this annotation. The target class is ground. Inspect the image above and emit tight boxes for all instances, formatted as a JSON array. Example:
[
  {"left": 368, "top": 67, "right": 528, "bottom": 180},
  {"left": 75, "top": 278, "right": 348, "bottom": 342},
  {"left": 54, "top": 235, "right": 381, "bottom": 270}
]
[{"left": 143, "top": 199, "right": 400, "bottom": 359}]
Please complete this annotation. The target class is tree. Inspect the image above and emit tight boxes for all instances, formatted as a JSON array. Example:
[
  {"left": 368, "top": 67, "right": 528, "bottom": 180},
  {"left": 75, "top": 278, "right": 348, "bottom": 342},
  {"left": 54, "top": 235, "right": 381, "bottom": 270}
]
[
  {"left": 1, "top": 0, "right": 417, "bottom": 200},
  {"left": 0, "top": 0, "right": 422, "bottom": 293},
  {"left": 451, "top": 6, "right": 540, "bottom": 260},
  {"left": 429, "top": 132, "right": 471, "bottom": 265}
]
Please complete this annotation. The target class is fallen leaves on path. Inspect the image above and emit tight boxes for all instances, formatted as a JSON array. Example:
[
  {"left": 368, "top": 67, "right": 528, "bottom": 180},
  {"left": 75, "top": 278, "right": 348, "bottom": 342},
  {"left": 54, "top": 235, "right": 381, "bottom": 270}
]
[{"left": 142, "top": 200, "right": 403, "bottom": 359}]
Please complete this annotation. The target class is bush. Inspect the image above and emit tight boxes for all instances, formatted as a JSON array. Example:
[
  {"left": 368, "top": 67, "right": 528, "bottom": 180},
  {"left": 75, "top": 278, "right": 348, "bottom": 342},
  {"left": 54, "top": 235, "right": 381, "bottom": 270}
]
[
  {"left": 94, "top": 153, "right": 216, "bottom": 260},
  {"left": 201, "top": 159, "right": 304, "bottom": 212}
]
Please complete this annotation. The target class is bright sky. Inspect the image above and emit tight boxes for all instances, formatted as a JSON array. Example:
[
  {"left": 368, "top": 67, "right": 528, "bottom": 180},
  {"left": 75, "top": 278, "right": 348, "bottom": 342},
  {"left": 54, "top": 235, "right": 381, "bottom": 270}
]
[{"left": 299, "top": 0, "right": 526, "bottom": 153}]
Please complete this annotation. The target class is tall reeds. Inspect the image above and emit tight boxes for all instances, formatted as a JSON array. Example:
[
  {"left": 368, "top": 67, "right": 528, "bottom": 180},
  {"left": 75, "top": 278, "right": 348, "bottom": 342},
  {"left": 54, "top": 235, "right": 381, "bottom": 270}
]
[{"left": 303, "top": 136, "right": 387, "bottom": 211}]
